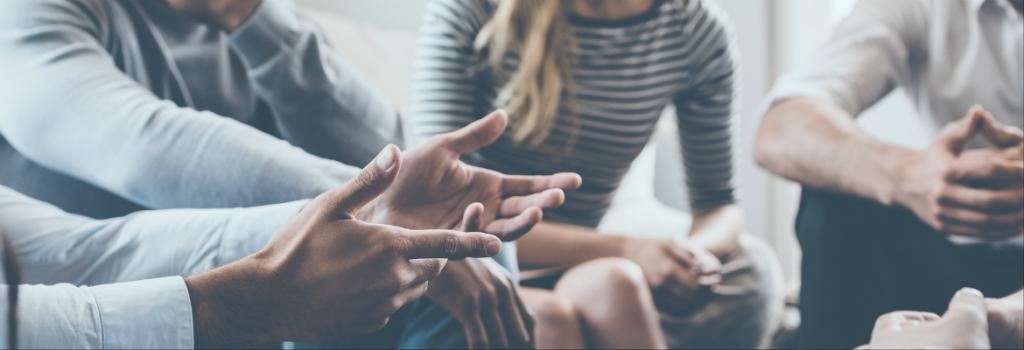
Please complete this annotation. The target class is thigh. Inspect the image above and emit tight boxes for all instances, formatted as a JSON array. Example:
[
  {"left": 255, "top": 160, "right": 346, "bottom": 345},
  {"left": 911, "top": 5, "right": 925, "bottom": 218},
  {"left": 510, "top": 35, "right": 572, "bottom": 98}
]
[{"left": 794, "top": 188, "right": 1009, "bottom": 348}]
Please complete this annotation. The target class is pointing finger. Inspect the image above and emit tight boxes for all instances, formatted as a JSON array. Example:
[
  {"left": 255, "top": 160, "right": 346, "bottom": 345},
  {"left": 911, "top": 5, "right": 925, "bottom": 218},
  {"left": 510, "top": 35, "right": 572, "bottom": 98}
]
[{"left": 399, "top": 229, "right": 502, "bottom": 259}]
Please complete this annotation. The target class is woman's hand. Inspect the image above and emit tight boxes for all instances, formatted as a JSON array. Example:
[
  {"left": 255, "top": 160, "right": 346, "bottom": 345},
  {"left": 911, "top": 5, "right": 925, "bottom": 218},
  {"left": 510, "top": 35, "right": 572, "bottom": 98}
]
[{"left": 622, "top": 238, "right": 721, "bottom": 313}]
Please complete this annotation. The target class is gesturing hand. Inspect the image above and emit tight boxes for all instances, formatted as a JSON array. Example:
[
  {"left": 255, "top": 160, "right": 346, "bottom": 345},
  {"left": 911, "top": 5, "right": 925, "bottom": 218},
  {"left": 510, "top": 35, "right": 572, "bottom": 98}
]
[
  {"left": 360, "top": 110, "right": 582, "bottom": 240},
  {"left": 185, "top": 147, "right": 503, "bottom": 348},
  {"left": 864, "top": 288, "right": 990, "bottom": 349},
  {"left": 895, "top": 106, "right": 1024, "bottom": 239},
  {"left": 623, "top": 238, "right": 722, "bottom": 314}
]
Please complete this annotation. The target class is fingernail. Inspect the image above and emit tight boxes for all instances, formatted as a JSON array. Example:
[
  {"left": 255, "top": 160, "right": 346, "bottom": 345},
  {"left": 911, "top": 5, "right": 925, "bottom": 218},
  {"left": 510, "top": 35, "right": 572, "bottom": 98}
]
[
  {"left": 375, "top": 145, "right": 395, "bottom": 171},
  {"left": 486, "top": 240, "right": 502, "bottom": 255},
  {"left": 959, "top": 287, "right": 983, "bottom": 298}
]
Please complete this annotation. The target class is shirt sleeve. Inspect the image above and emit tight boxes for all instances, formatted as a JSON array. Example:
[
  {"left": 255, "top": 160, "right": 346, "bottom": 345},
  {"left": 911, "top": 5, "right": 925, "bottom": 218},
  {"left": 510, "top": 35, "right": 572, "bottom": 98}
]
[
  {"left": 763, "top": 0, "right": 930, "bottom": 116},
  {"left": 0, "top": 0, "right": 356, "bottom": 210},
  {"left": 409, "top": 0, "right": 490, "bottom": 145},
  {"left": 0, "top": 185, "right": 303, "bottom": 286},
  {"left": 228, "top": 0, "right": 405, "bottom": 166},
  {"left": 11, "top": 277, "right": 194, "bottom": 349},
  {"left": 672, "top": 0, "right": 739, "bottom": 212}
]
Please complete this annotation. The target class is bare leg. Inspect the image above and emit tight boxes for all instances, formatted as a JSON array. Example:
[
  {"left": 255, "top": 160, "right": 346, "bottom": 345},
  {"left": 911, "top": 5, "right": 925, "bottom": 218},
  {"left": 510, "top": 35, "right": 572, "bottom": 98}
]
[
  {"left": 520, "top": 287, "right": 587, "bottom": 349},
  {"left": 554, "top": 257, "right": 667, "bottom": 349}
]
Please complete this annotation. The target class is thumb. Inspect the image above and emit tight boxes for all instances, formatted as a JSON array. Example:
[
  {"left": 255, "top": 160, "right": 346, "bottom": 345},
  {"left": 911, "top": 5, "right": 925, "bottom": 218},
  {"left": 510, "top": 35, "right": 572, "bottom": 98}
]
[
  {"left": 944, "top": 287, "right": 988, "bottom": 326},
  {"left": 459, "top": 202, "right": 485, "bottom": 232},
  {"left": 935, "top": 106, "right": 985, "bottom": 154},
  {"left": 440, "top": 109, "right": 508, "bottom": 154},
  {"left": 318, "top": 144, "right": 402, "bottom": 217},
  {"left": 977, "top": 109, "right": 1024, "bottom": 148}
]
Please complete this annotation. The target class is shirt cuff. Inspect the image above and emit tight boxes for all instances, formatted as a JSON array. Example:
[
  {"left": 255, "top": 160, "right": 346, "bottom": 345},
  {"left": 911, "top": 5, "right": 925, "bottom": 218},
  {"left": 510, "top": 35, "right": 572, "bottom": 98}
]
[
  {"left": 216, "top": 200, "right": 308, "bottom": 265},
  {"left": 228, "top": 0, "right": 304, "bottom": 69},
  {"left": 86, "top": 277, "right": 194, "bottom": 349}
]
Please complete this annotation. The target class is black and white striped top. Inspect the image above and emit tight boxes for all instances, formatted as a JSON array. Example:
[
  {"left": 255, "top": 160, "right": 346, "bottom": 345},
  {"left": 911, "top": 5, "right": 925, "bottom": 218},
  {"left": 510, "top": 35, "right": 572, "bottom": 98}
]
[{"left": 412, "top": 0, "right": 738, "bottom": 228}]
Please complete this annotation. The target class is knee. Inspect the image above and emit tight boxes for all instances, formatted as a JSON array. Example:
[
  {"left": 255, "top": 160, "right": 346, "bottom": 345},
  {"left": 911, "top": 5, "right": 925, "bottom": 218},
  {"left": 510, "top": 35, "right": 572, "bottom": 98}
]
[
  {"left": 530, "top": 293, "right": 579, "bottom": 329},
  {"left": 568, "top": 257, "right": 649, "bottom": 297}
]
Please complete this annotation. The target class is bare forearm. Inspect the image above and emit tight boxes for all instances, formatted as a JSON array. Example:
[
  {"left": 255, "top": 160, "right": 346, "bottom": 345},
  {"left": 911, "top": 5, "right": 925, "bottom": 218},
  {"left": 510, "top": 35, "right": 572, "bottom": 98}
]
[
  {"left": 186, "top": 259, "right": 278, "bottom": 349},
  {"left": 688, "top": 204, "right": 742, "bottom": 257},
  {"left": 755, "top": 98, "right": 917, "bottom": 206},
  {"left": 516, "top": 221, "right": 628, "bottom": 269}
]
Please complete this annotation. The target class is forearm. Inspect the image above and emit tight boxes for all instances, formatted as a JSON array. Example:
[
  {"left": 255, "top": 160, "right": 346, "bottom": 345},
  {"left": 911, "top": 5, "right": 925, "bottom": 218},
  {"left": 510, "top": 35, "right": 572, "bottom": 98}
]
[
  {"left": 516, "top": 221, "right": 628, "bottom": 269},
  {"left": 186, "top": 258, "right": 277, "bottom": 349},
  {"left": 15, "top": 278, "right": 194, "bottom": 349},
  {"left": 0, "top": 185, "right": 303, "bottom": 285},
  {"left": 687, "top": 204, "right": 742, "bottom": 257},
  {"left": 755, "top": 98, "right": 917, "bottom": 206}
]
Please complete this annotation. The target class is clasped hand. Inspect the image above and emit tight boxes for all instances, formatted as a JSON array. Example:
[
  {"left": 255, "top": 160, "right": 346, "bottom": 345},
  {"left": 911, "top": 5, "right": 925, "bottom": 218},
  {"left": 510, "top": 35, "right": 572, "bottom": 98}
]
[{"left": 896, "top": 106, "right": 1024, "bottom": 240}]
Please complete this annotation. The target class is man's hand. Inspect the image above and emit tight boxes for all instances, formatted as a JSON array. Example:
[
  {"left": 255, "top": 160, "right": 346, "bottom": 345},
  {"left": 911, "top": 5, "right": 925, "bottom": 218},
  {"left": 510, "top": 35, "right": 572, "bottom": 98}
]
[
  {"left": 165, "top": 0, "right": 262, "bottom": 32},
  {"left": 360, "top": 110, "right": 582, "bottom": 240},
  {"left": 986, "top": 289, "right": 1024, "bottom": 349},
  {"left": 622, "top": 238, "right": 722, "bottom": 314},
  {"left": 865, "top": 288, "right": 991, "bottom": 349},
  {"left": 425, "top": 205, "right": 533, "bottom": 349},
  {"left": 426, "top": 258, "right": 533, "bottom": 349},
  {"left": 894, "top": 106, "right": 1024, "bottom": 239},
  {"left": 185, "top": 146, "right": 503, "bottom": 348}
]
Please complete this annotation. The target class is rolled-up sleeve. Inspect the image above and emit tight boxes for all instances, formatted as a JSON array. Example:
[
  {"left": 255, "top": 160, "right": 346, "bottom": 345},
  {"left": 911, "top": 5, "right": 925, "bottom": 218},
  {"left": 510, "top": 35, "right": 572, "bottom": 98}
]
[
  {"left": 14, "top": 277, "right": 193, "bottom": 349},
  {"left": 764, "top": 0, "right": 929, "bottom": 116}
]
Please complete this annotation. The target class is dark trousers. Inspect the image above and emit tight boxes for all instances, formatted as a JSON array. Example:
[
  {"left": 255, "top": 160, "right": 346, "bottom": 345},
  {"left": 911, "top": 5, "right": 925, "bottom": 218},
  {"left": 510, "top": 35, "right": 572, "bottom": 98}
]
[{"left": 795, "top": 188, "right": 1024, "bottom": 349}]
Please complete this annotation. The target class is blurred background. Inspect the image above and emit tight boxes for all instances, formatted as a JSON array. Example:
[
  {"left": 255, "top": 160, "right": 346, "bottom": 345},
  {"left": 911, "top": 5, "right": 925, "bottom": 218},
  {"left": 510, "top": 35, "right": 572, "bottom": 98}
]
[{"left": 293, "top": 0, "right": 930, "bottom": 296}]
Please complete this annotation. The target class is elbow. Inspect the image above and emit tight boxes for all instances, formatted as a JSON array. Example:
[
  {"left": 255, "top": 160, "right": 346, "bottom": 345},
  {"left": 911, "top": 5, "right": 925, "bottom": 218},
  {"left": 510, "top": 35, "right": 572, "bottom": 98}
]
[{"left": 753, "top": 104, "right": 788, "bottom": 173}]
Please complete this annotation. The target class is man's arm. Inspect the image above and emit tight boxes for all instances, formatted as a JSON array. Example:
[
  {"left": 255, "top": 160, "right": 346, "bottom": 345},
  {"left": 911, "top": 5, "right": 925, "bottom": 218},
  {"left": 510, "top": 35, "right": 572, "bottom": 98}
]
[
  {"left": 754, "top": 0, "right": 929, "bottom": 204},
  {"left": 755, "top": 98, "right": 915, "bottom": 206},
  {"left": 12, "top": 278, "right": 196, "bottom": 349},
  {"left": 0, "top": 0, "right": 357, "bottom": 210},
  {"left": 755, "top": 0, "right": 1024, "bottom": 238},
  {"left": 4, "top": 157, "right": 506, "bottom": 349},
  {"left": 0, "top": 185, "right": 302, "bottom": 285}
]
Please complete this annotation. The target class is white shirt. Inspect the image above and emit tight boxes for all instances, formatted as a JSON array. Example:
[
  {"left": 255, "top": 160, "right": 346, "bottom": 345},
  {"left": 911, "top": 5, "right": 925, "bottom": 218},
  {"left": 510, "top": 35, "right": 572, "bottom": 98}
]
[
  {"left": 769, "top": 0, "right": 1023, "bottom": 137},
  {"left": 767, "top": 0, "right": 1024, "bottom": 244},
  {"left": 0, "top": 186, "right": 303, "bottom": 349}
]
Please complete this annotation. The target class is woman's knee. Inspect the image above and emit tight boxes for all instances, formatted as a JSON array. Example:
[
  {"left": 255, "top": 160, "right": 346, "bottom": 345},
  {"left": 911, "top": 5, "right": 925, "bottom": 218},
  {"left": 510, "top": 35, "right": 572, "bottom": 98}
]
[
  {"left": 530, "top": 292, "right": 579, "bottom": 327},
  {"left": 558, "top": 257, "right": 649, "bottom": 298}
]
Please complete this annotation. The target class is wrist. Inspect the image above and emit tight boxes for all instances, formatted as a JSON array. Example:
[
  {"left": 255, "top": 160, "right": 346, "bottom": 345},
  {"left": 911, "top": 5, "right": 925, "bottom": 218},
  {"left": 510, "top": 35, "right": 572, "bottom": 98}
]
[
  {"left": 186, "top": 258, "right": 277, "bottom": 348},
  {"left": 883, "top": 148, "right": 926, "bottom": 207}
]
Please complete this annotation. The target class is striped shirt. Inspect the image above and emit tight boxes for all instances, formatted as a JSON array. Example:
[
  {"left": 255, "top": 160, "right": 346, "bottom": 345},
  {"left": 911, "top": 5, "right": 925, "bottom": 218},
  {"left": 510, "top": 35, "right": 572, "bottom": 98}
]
[{"left": 412, "top": 0, "right": 738, "bottom": 228}]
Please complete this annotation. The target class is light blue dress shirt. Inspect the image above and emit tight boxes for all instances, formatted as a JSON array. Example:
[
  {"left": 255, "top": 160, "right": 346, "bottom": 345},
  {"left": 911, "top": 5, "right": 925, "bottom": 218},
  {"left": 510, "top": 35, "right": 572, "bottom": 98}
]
[{"left": 0, "top": 186, "right": 304, "bottom": 349}]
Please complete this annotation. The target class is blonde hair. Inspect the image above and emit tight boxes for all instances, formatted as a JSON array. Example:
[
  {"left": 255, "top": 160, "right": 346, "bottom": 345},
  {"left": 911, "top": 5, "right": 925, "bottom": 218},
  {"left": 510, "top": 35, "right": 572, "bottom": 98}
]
[{"left": 473, "top": 0, "right": 576, "bottom": 148}]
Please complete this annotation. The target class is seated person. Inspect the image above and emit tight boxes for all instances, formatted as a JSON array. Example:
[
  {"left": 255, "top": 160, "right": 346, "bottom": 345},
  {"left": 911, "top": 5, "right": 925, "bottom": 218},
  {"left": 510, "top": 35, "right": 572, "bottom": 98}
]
[
  {"left": 863, "top": 288, "right": 1023, "bottom": 349},
  {"left": 411, "top": 0, "right": 782, "bottom": 348},
  {"left": 755, "top": 0, "right": 1024, "bottom": 347},
  {"left": 0, "top": 154, "right": 504, "bottom": 348},
  {"left": 0, "top": 0, "right": 579, "bottom": 347}
]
